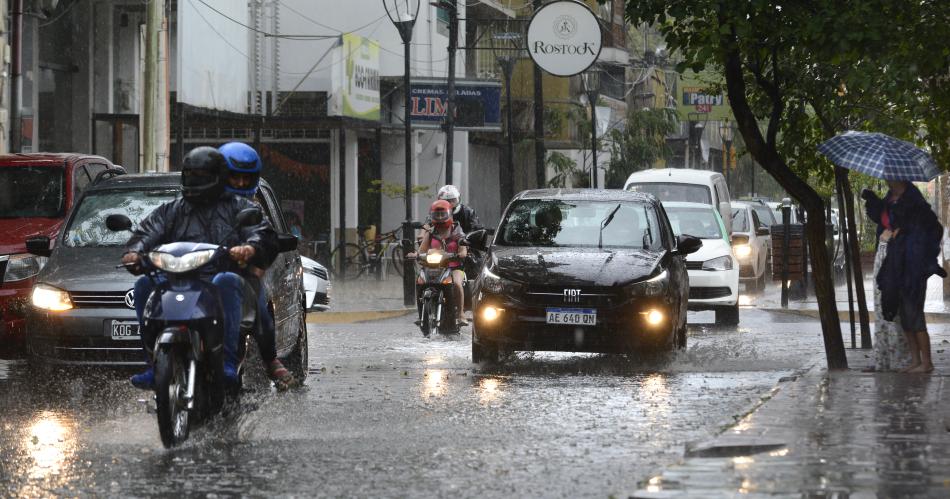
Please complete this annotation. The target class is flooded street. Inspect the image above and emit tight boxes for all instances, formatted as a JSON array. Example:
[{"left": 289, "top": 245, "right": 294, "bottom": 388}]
[{"left": 0, "top": 307, "right": 827, "bottom": 497}]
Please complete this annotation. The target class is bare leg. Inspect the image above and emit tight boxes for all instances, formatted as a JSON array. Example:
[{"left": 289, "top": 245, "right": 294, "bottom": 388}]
[
  {"left": 452, "top": 270, "right": 465, "bottom": 321},
  {"left": 907, "top": 331, "right": 934, "bottom": 373},
  {"left": 900, "top": 330, "right": 922, "bottom": 372}
]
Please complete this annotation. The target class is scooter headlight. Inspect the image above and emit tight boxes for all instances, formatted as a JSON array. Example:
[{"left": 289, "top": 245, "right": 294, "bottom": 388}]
[
  {"left": 426, "top": 251, "right": 445, "bottom": 265},
  {"left": 149, "top": 249, "right": 216, "bottom": 273}
]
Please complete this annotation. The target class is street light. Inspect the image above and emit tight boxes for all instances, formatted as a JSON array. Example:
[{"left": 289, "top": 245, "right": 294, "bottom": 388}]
[
  {"left": 718, "top": 119, "right": 734, "bottom": 190},
  {"left": 384, "top": 0, "right": 420, "bottom": 306},
  {"left": 582, "top": 68, "right": 601, "bottom": 188},
  {"left": 490, "top": 22, "right": 523, "bottom": 208}
]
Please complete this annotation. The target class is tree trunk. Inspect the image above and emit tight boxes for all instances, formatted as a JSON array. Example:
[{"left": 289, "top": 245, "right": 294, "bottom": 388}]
[
  {"left": 838, "top": 170, "right": 872, "bottom": 348},
  {"left": 721, "top": 46, "right": 848, "bottom": 369}
]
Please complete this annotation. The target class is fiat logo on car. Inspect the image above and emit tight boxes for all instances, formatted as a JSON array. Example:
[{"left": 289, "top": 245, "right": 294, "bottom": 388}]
[{"left": 563, "top": 289, "right": 581, "bottom": 303}]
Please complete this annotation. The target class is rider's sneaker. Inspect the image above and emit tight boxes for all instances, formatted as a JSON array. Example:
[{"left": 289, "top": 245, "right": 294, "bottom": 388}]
[
  {"left": 222, "top": 362, "right": 240, "bottom": 385},
  {"left": 267, "top": 359, "right": 296, "bottom": 390},
  {"left": 130, "top": 369, "right": 155, "bottom": 390}
]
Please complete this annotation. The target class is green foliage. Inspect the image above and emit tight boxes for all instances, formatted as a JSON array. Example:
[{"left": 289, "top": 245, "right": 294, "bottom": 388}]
[
  {"left": 367, "top": 180, "right": 431, "bottom": 200},
  {"left": 546, "top": 151, "right": 582, "bottom": 188},
  {"left": 604, "top": 108, "right": 679, "bottom": 188}
]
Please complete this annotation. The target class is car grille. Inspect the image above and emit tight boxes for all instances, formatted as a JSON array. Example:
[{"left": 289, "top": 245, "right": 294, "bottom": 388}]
[
  {"left": 685, "top": 261, "right": 704, "bottom": 271},
  {"left": 522, "top": 286, "right": 622, "bottom": 308},
  {"left": 307, "top": 266, "right": 328, "bottom": 280},
  {"left": 689, "top": 287, "right": 732, "bottom": 299},
  {"left": 314, "top": 292, "right": 330, "bottom": 305},
  {"left": 69, "top": 290, "right": 131, "bottom": 309}
]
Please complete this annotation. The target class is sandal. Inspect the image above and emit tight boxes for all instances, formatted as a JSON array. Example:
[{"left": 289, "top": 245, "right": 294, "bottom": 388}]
[{"left": 267, "top": 359, "right": 296, "bottom": 390}]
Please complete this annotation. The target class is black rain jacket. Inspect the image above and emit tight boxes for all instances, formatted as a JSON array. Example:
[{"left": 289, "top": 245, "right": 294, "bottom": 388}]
[
  {"left": 126, "top": 193, "right": 279, "bottom": 274},
  {"left": 454, "top": 204, "right": 483, "bottom": 234}
]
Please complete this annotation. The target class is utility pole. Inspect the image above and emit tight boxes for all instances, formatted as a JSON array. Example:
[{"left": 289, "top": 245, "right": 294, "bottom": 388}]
[
  {"left": 443, "top": 0, "right": 458, "bottom": 185},
  {"left": 142, "top": 0, "right": 163, "bottom": 172},
  {"left": 10, "top": 0, "right": 22, "bottom": 153},
  {"left": 532, "top": 0, "right": 546, "bottom": 188}
]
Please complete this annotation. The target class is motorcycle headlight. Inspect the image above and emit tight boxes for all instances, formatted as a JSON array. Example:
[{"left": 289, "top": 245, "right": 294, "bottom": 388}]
[
  {"left": 31, "top": 283, "right": 73, "bottom": 311},
  {"left": 702, "top": 256, "right": 734, "bottom": 271},
  {"left": 149, "top": 249, "right": 216, "bottom": 273},
  {"left": 3, "top": 254, "right": 48, "bottom": 282},
  {"left": 733, "top": 244, "right": 752, "bottom": 259},
  {"left": 627, "top": 270, "right": 668, "bottom": 297},
  {"left": 426, "top": 251, "right": 445, "bottom": 265},
  {"left": 480, "top": 268, "right": 522, "bottom": 295}
]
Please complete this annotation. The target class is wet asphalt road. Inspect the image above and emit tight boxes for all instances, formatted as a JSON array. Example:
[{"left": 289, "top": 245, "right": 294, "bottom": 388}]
[{"left": 0, "top": 307, "right": 827, "bottom": 498}]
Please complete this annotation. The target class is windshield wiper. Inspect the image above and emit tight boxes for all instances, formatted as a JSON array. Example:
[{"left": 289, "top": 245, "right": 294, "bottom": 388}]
[{"left": 598, "top": 204, "right": 622, "bottom": 249}]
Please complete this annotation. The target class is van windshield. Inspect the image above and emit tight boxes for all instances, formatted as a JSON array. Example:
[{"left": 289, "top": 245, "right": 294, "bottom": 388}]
[
  {"left": 626, "top": 182, "right": 712, "bottom": 204},
  {"left": 64, "top": 189, "right": 178, "bottom": 247},
  {"left": 0, "top": 167, "right": 65, "bottom": 218}
]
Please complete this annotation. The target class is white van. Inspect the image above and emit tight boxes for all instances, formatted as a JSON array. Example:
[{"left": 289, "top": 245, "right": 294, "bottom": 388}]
[{"left": 624, "top": 169, "right": 733, "bottom": 233}]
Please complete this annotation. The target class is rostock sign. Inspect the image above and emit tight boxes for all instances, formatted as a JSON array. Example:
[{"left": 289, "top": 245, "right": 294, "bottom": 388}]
[{"left": 526, "top": 1, "right": 603, "bottom": 77}]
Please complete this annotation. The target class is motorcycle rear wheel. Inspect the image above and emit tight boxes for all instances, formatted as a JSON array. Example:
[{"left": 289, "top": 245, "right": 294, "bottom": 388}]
[{"left": 154, "top": 346, "right": 190, "bottom": 448}]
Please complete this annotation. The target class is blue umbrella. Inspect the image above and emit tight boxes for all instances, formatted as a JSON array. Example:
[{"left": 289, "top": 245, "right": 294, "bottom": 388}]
[{"left": 817, "top": 131, "right": 941, "bottom": 181}]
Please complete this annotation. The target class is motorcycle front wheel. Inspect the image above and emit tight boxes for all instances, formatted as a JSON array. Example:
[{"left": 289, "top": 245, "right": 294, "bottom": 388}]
[
  {"left": 154, "top": 346, "right": 191, "bottom": 448},
  {"left": 420, "top": 297, "right": 439, "bottom": 337}
]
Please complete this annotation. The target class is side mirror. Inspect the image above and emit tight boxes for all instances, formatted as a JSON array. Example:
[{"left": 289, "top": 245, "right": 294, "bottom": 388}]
[
  {"left": 719, "top": 202, "right": 732, "bottom": 233},
  {"left": 106, "top": 214, "right": 133, "bottom": 232},
  {"left": 675, "top": 235, "right": 702, "bottom": 256},
  {"left": 277, "top": 233, "right": 298, "bottom": 253},
  {"left": 465, "top": 229, "right": 488, "bottom": 250},
  {"left": 755, "top": 227, "right": 770, "bottom": 236},
  {"left": 26, "top": 236, "right": 52, "bottom": 257},
  {"left": 731, "top": 234, "right": 750, "bottom": 245},
  {"left": 411, "top": 221, "right": 425, "bottom": 230},
  {"left": 236, "top": 207, "right": 264, "bottom": 227}
]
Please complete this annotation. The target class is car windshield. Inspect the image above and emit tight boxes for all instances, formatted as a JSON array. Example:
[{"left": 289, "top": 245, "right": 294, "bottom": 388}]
[
  {"left": 751, "top": 204, "right": 776, "bottom": 226},
  {"left": 64, "top": 188, "right": 178, "bottom": 247},
  {"left": 0, "top": 166, "right": 65, "bottom": 218},
  {"left": 497, "top": 199, "right": 660, "bottom": 249},
  {"left": 665, "top": 206, "right": 725, "bottom": 240},
  {"left": 626, "top": 182, "right": 712, "bottom": 204},
  {"left": 731, "top": 208, "right": 750, "bottom": 232}
]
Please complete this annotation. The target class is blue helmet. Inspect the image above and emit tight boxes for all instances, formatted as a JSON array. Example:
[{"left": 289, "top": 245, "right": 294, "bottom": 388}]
[{"left": 219, "top": 142, "right": 262, "bottom": 197}]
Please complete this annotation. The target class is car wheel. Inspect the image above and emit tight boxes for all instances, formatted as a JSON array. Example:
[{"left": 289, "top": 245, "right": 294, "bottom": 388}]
[
  {"left": 471, "top": 326, "right": 498, "bottom": 363},
  {"left": 284, "top": 309, "right": 309, "bottom": 383},
  {"left": 715, "top": 305, "right": 740, "bottom": 326}
]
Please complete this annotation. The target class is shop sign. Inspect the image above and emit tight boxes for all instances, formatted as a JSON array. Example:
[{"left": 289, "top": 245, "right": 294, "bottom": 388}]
[
  {"left": 675, "top": 70, "right": 732, "bottom": 122},
  {"left": 526, "top": 1, "right": 603, "bottom": 77},
  {"left": 330, "top": 33, "right": 380, "bottom": 120},
  {"left": 409, "top": 80, "right": 502, "bottom": 131}
]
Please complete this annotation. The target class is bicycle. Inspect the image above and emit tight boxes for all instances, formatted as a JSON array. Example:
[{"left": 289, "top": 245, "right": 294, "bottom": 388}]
[{"left": 329, "top": 225, "right": 407, "bottom": 280}]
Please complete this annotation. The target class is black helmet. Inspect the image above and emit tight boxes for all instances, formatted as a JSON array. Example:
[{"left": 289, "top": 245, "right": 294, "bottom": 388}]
[{"left": 181, "top": 147, "right": 227, "bottom": 204}]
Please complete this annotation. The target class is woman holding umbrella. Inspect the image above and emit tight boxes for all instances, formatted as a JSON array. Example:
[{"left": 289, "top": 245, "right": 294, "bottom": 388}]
[{"left": 820, "top": 131, "right": 946, "bottom": 373}]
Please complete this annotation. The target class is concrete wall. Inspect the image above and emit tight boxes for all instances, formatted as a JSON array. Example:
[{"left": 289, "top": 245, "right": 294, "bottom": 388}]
[{"left": 469, "top": 143, "right": 502, "bottom": 228}]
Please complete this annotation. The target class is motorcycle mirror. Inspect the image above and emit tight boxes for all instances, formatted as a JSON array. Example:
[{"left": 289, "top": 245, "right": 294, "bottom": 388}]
[
  {"left": 411, "top": 221, "right": 425, "bottom": 229},
  {"left": 236, "top": 208, "right": 264, "bottom": 227},
  {"left": 106, "top": 214, "right": 133, "bottom": 232},
  {"left": 277, "top": 233, "right": 298, "bottom": 252},
  {"left": 464, "top": 229, "right": 488, "bottom": 249},
  {"left": 25, "top": 235, "right": 52, "bottom": 257}
]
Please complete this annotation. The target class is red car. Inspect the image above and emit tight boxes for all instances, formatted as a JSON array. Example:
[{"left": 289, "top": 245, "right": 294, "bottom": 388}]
[{"left": 0, "top": 154, "right": 121, "bottom": 351}]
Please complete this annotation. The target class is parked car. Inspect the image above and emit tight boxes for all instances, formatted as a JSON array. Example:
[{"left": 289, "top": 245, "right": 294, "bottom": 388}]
[
  {"left": 730, "top": 201, "right": 770, "bottom": 290},
  {"left": 25, "top": 174, "right": 308, "bottom": 369},
  {"left": 469, "top": 189, "right": 701, "bottom": 362},
  {"left": 624, "top": 168, "right": 733, "bottom": 234},
  {"left": 662, "top": 202, "right": 740, "bottom": 325},
  {"left": 0, "top": 154, "right": 122, "bottom": 351},
  {"left": 301, "top": 256, "right": 330, "bottom": 311}
]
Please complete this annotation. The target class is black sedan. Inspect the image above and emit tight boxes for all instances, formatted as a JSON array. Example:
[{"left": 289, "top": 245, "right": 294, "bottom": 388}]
[
  {"left": 24, "top": 174, "right": 308, "bottom": 379},
  {"left": 469, "top": 189, "right": 701, "bottom": 362}
]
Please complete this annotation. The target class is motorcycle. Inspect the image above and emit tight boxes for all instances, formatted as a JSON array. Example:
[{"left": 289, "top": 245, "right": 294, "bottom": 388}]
[
  {"left": 108, "top": 208, "right": 285, "bottom": 448},
  {"left": 413, "top": 231, "right": 466, "bottom": 337}
]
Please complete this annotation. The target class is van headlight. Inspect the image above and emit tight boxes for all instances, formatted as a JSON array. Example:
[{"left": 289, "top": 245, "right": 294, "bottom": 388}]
[
  {"left": 733, "top": 244, "right": 752, "bottom": 259},
  {"left": 31, "top": 284, "right": 73, "bottom": 311},
  {"left": 149, "top": 249, "right": 216, "bottom": 273},
  {"left": 480, "top": 268, "right": 522, "bottom": 295},
  {"left": 627, "top": 270, "right": 668, "bottom": 297},
  {"left": 3, "top": 254, "right": 48, "bottom": 282},
  {"left": 702, "top": 256, "right": 734, "bottom": 271}
]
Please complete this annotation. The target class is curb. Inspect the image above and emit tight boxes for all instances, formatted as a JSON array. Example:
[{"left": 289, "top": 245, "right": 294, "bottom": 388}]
[
  {"left": 761, "top": 307, "right": 950, "bottom": 324},
  {"left": 306, "top": 309, "right": 414, "bottom": 324}
]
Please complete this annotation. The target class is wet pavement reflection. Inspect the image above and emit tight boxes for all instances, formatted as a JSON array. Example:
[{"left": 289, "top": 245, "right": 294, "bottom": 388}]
[{"left": 0, "top": 304, "right": 828, "bottom": 497}]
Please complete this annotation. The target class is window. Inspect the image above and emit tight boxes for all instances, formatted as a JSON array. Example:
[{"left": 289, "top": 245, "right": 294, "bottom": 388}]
[
  {"left": 497, "top": 199, "right": 660, "bottom": 249},
  {"left": 665, "top": 206, "right": 726, "bottom": 240},
  {"left": 627, "top": 182, "right": 712, "bottom": 205},
  {"left": 0, "top": 167, "right": 66, "bottom": 218},
  {"left": 751, "top": 204, "right": 776, "bottom": 226},
  {"left": 731, "top": 208, "right": 750, "bottom": 233},
  {"left": 73, "top": 166, "right": 91, "bottom": 197},
  {"left": 64, "top": 188, "right": 178, "bottom": 247},
  {"left": 85, "top": 163, "right": 110, "bottom": 184}
]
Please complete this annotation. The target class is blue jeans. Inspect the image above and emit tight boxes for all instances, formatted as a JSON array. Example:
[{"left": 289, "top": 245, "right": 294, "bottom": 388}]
[{"left": 133, "top": 272, "right": 244, "bottom": 366}]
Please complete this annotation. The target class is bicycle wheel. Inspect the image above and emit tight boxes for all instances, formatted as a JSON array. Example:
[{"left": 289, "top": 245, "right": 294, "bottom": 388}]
[
  {"left": 330, "top": 243, "right": 367, "bottom": 280},
  {"left": 389, "top": 244, "right": 407, "bottom": 277}
]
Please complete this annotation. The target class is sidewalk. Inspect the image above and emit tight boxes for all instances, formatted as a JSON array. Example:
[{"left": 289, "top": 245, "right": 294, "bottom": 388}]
[
  {"left": 308, "top": 274, "right": 413, "bottom": 324},
  {"left": 631, "top": 330, "right": 950, "bottom": 498}
]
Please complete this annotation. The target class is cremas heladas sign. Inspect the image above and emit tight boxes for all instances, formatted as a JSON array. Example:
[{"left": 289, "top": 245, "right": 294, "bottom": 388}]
[{"left": 526, "top": 1, "right": 603, "bottom": 77}]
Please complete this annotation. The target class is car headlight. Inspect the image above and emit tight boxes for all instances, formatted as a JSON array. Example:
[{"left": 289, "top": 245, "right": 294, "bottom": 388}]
[
  {"left": 149, "top": 249, "right": 216, "bottom": 273},
  {"left": 3, "top": 254, "right": 48, "bottom": 282},
  {"left": 31, "top": 283, "right": 73, "bottom": 311},
  {"left": 627, "top": 270, "right": 668, "bottom": 297},
  {"left": 480, "top": 268, "right": 522, "bottom": 295},
  {"left": 702, "top": 256, "right": 734, "bottom": 271},
  {"left": 426, "top": 251, "right": 445, "bottom": 265},
  {"left": 733, "top": 244, "right": 752, "bottom": 259}
]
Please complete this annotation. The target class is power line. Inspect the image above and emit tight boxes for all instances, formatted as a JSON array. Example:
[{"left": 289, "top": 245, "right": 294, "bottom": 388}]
[
  {"left": 278, "top": 1, "right": 389, "bottom": 35},
  {"left": 194, "top": 0, "right": 337, "bottom": 39}
]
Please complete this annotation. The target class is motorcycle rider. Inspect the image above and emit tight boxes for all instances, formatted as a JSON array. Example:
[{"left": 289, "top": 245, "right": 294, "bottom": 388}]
[
  {"left": 122, "top": 147, "right": 279, "bottom": 389},
  {"left": 411, "top": 200, "right": 468, "bottom": 326},
  {"left": 437, "top": 185, "right": 483, "bottom": 277},
  {"left": 218, "top": 141, "right": 295, "bottom": 389}
]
